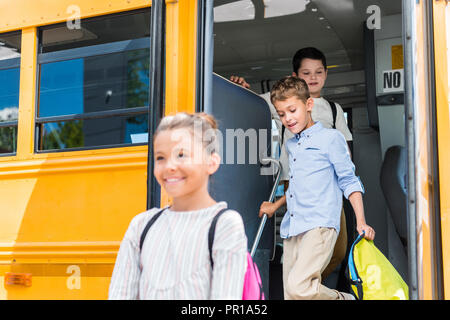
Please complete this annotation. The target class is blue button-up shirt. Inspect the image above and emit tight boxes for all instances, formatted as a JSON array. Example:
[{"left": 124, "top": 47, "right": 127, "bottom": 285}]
[{"left": 281, "top": 121, "right": 364, "bottom": 239}]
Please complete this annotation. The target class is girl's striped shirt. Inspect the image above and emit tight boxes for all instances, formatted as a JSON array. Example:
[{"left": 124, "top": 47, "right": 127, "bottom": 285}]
[{"left": 108, "top": 201, "right": 247, "bottom": 300}]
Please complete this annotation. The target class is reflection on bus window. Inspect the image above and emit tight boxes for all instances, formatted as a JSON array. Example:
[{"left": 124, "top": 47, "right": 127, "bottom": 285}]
[
  {"left": 39, "top": 9, "right": 150, "bottom": 53},
  {"left": 39, "top": 49, "right": 149, "bottom": 118},
  {"left": 40, "top": 115, "right": 148, "bottom": 151},
  {"left": 0, "top": 31, "right": 21, "bottom": 155},
  {"left": 36, "top": 8, "right": 150, "bottom": 152}
]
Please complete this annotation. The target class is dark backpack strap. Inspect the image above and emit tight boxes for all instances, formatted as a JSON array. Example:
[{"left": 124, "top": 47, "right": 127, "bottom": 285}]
[
  {"left": 281, "top": 125, "right": 286, "bottom": 146},
  {"left": 139, "top": 208, "right": 166, "bottom": 251},
  {"left": 326, "top": 99, "right": 337, "bottom": 129},
  {"left": 208, "top": 208, "right": 229, "bottom": 268}
]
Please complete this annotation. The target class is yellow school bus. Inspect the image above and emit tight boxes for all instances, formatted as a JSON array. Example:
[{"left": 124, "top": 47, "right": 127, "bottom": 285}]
[{"left": 0, "top": 0, "right": 449, "bottom": 300}]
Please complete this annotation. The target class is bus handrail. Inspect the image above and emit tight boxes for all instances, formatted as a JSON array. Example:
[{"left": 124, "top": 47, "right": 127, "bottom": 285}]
[{"left": 250, "top": 158, "right": 282, "bottom": 257}]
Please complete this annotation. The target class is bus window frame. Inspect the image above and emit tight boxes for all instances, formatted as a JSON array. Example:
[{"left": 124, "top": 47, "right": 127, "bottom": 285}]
[
  {"left": 146, "top": 0, "right": 165, "bottom": 210},
  {"left": 0, "top": 31, "right": 21, "bottom": 157},
  {"left": 0, "top": 57, "right": 20, "bottom": 69},
  {"left": 195, "top": 0, "right": 214, "bottom": 113},
  {"left": 34, "top": 9, "right": 151, "bottom": 153}
]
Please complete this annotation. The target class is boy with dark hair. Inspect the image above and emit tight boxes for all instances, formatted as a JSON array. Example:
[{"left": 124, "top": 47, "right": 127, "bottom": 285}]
[
  {"left": 290, "top": 47, "right": 351, "bottom": 139},
  {"left": 292, "top": 47, "right": 327, "bottom": 73},
  {"left": 259, "top": 76, "right": 375, "bottom": 300}
]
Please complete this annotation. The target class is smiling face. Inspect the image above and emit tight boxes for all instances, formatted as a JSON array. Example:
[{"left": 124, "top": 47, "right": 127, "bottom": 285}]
[
  {"left": 294, "top": 58, "right": 327, "bottom": 98},
  {"left": 153, "top": 128, "right": 220, "bottom": 201},
  {"left": 274, "top": 96, "right": 315, "bottom": 135}
]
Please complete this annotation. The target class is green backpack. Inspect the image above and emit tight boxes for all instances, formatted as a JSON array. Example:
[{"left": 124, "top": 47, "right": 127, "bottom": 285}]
[{"left": 347, "top": 233, "right": 409, "bottom": 300}]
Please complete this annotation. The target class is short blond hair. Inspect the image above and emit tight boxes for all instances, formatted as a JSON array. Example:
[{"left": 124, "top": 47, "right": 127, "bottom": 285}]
[{"left": 270, "top": 76, "right": 310, "bottom": 104}]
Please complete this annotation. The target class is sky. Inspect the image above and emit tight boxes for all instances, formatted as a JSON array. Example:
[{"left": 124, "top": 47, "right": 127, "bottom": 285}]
[
  {"left": 0, "top": 58, "right": 84, "bottom": 120},
  {"left": 0, "top": 68, "right": 20, "bottom": 121},
  {"left": 39, "top": 58, "right": 84, "bottom": 117}
]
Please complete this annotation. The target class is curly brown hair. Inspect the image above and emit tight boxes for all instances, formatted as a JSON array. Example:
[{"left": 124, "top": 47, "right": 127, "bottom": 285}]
[{"left": 270, "top": 76, "right": 310, "bottom": 105}]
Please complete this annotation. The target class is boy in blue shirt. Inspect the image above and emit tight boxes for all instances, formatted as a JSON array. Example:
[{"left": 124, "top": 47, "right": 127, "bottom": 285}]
[
  {"left": 232, "top": 47, "right": 353, "bottom": 279},
  {"left": 259, "top": 76, "right": 375, "bottom": 300}
]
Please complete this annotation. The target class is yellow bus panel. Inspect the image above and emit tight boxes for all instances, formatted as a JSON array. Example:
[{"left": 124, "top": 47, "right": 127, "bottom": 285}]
[
  {"left": 432, "top": 0, "right": 450, "bottom": 299},
  {"left": 0, "top": 0, "right": 199, "bottom": 299}
]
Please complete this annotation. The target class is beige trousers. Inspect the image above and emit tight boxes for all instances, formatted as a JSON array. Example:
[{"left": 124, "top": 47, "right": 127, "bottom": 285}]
[
  {"left": 283, "top": 227, "right": 347, "bottom": 300},
  {"left": 322, "top": 209, "right": 347, "bottom": 279}
]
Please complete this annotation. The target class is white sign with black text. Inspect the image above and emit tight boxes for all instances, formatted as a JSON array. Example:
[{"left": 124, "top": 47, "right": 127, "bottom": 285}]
[{"left": 382, "top": 69, "right": 404, "bottom": 93}]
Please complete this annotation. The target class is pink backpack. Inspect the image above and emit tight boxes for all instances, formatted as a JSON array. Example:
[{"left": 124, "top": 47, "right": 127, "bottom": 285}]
[
  {"left": 242, "top": 252, "right": 265, "bottom": 299},
  {"left": 208, "top": 209, "right": 265, "bottom": 300}
]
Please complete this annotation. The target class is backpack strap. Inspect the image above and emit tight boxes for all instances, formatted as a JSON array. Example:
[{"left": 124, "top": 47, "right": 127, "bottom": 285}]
[
  {"left": 347, "top": 233, "right": 365, "bottom": 300},
  {"left": 139, "top": 208, "right": 166, "bottom": 251},
  {"left": 281, "top": 125, "right": 286, "bottom": 146},
  {"left": 325, "top": 99, "right": 337, "bottom": 129},
  {"left": 208, "top": 208, "right": 229, "bottom": 268}
]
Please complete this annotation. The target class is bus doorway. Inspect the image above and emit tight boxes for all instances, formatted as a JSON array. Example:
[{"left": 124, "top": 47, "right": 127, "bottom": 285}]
[{"left": 207, "top": 0, "right": 407, "bottom": 299}]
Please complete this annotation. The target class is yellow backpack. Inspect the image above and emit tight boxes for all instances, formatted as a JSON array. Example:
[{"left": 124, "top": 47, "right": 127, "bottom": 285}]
[{"left": 347, "top": 233, "right": 409, "bottom": 300}]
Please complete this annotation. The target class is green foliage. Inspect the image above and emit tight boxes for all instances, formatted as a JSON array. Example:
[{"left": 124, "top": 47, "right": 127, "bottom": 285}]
[
  {"left": 42, "top": 120, "right": 84, "bottom": 150},
  {"left": 126, "top": 49, "right": 149, "bottom": 126},
  {"left": 0, "top": 126, "right": 17, "bottom": 153}
]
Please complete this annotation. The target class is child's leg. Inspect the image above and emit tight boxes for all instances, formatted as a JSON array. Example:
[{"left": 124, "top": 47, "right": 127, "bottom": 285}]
[
  {"left": 284, "top": 227, "right": 343, "bottom": 300},
  {"left": 282, "top": 236, "right": 298, "bottom": 299},
  {"left": 322, "top": 208, "right": 347, "bottom": 279}
]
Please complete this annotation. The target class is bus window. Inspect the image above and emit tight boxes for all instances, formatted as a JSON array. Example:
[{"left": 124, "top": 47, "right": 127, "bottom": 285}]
[
  {"left": 36, "top": 9, "right": 150, "bottom": 152},
  {"left": 0, "top": 31, "right": 21, "bottom": 155}
]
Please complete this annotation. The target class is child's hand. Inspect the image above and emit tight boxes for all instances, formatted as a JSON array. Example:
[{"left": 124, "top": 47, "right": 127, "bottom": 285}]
[
  {"left": 357, "top": 223, "right": 376, "bottom": 241},
  {"left": 230, "top": 75, "right": 250, "bottom": 89},
  {"left": 259, "top": 201, "right": 277, "bottom": 218}
]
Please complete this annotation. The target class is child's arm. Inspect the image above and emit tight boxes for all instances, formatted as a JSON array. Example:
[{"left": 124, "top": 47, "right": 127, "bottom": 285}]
[
  {"left": 108, "top": 219, "right": 141, "bottom": 299},
  {"left": 259, "top": 195, "right": 286, "bottom": 218},
  {"left": 328, "top": 132, "right": 375, "bottom": 241},
  {"left": 210, "top": 210, "right": 247, "bottom": 299},
  {"left": 348, "top": 191, "right": 375, "bottom": 241}
]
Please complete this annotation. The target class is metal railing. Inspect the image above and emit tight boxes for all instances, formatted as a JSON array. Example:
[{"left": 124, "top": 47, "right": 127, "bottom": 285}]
[{"left": 250, "top": 157, "right": 282, "bottom": 257}]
